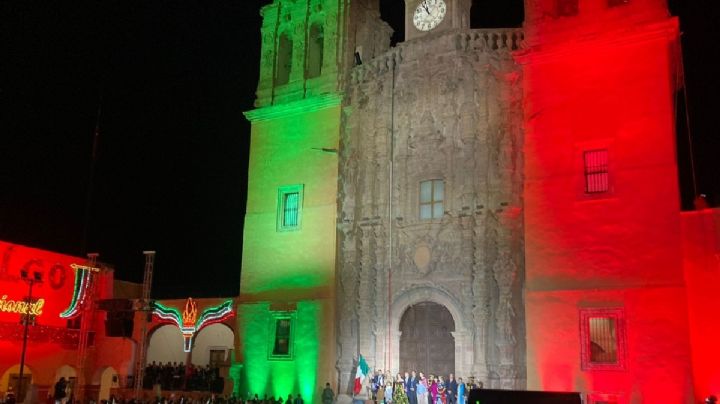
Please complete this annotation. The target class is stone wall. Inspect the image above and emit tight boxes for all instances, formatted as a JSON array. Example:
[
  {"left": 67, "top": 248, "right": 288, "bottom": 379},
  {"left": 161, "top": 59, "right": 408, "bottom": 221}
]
[{"left": 336, "top": 28, "right": 526, "bottom": 391}]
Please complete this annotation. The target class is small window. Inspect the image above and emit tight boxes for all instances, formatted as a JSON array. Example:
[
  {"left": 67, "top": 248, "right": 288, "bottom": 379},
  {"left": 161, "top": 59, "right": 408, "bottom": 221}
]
[
  {"left": 277, "top": 185, "right": 303, "bottom": 231},
  {"left": 583, "top": 149, "right": 610, "bottom": 194},
  {"left": 580, "top": 308, "right": 627, "bottom": 370},
  {"left": 588, "top": 393, "right": 620, "bottom": 404},
  {"left": 419, "top": 179, "right": 444, "bottom": 220},
  {"left": 269, "top": 315, "right": 294, "bottom": 360},
  {"left": 556, "top": 0, "right": 579, "bottom": 17},
  {"left": 209, "top": 349, "right": 227, "bottom": 367},
  {"left": 607, "top": 0, "right": 629, "bottom": 7}
]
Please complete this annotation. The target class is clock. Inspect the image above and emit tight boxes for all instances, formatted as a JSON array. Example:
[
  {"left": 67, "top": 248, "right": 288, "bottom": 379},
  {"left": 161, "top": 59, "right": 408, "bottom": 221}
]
[{"left": 413, "top": 0, "right": 447, "bottom": 32}]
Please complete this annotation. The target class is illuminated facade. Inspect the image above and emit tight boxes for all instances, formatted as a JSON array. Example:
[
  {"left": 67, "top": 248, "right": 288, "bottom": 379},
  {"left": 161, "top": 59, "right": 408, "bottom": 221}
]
[
  {"left": 0, "top": 241, "right": 133, "bottom": 403},
  {"left": 239, "top": 0, "right": 717, "bottom": 403}
]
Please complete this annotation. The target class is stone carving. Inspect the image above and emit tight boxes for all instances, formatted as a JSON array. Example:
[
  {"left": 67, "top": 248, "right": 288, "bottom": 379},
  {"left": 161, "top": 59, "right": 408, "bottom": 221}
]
[{"left": 337, "top": 21, "right": 526, "bottom": 391}]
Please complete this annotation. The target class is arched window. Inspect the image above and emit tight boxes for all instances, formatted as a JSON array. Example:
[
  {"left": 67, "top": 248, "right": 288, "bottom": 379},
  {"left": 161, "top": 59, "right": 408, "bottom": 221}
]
[
  {"left": 276, "top": 33, "right": 293, "bottom": 86},
  {"left": 306, "top": 23, "right": 324, "bottom": 79}
]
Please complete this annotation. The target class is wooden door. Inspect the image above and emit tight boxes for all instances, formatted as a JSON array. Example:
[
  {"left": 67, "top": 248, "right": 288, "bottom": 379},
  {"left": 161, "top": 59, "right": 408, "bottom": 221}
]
[{"left": 399, "top": 302, "right": 455, "bottom": 377}]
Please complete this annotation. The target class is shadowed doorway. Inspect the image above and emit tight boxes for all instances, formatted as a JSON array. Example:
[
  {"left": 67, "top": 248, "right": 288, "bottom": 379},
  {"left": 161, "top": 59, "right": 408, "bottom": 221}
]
[{"left": 399, "top": 302, "right": 455, "bottom": 376}]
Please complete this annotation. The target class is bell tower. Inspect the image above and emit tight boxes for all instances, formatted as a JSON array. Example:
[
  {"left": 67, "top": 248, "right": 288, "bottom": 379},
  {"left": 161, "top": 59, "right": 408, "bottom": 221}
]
[
  {"left": 404, "top": 0, "right": 472, "bottom": 41},
  {"left": 237, "top": 0, "right": 350, "bottom": 400}
]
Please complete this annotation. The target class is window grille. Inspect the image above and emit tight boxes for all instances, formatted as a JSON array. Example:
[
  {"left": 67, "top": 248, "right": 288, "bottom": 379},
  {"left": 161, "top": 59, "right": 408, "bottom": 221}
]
[
  {"left": 282, "top": 192, "right": 299, "bottom": 227},
  {"left": 273, "top": 318, "right": 291, "bottom": 356},
  {"left": 580, "top": 308, "right": 627, "bottom": 370},
  {"left": 588, "top": 317, "right": 618, "bottom": 363},
  {"left": 420, "top": 180, "right": 444, "bottom": 220},
  {"left": 584, "top": 149, "right": 610, "bottom": 194},
  {"left": 277, "top": 185, "right": 303, "bottom": 231}
]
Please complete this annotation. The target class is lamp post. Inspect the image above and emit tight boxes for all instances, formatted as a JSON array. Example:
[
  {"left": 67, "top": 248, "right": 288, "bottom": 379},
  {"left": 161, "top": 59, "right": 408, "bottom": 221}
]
[{"left": 18, "top": 269, "right": 41, "bottom": 403}]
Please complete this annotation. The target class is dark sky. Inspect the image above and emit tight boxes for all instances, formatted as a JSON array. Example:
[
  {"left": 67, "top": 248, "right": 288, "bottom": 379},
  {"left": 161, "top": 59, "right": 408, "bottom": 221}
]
[{"left": 1, "top": 1, "right": 718, "bottom": 298}]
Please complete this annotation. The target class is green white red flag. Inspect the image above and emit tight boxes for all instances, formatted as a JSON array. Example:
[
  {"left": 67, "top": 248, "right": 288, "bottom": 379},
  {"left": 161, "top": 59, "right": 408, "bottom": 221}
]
[{"left": 353, "top": 355, "right": 370, "bottom": 395}]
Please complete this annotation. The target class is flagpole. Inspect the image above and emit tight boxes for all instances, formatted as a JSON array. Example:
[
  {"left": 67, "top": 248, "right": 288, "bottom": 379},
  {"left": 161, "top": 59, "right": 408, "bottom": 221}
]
[{"left": 81, "top": 91, "right": 102, "bottom": 255}]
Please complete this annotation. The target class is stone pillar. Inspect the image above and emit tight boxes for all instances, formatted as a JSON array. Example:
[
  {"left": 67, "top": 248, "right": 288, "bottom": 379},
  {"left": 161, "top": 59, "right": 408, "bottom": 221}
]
[
  {"left": 451, "top": 331, "right": 470, "bottom": 378},
  {"left": 389, "top": 330, "right": 402, "bottom": 375}
]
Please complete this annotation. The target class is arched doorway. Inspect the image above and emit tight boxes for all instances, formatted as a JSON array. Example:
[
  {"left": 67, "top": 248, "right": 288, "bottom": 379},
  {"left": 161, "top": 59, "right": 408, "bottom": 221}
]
[
  {"left": 399, "top": 302, "right": 455, "bottom": 376},
  {"left": 147, "top": 324, "right": 186, "bottom": 365},
  {"left": 97, "top": 367, "right": 118, "bottom": 402},
  {"left": 1, "top": 365, "right": 33, "bottom": 403},
  {"left": 53, "top": 365, "right": 77, "bottom": 400}
]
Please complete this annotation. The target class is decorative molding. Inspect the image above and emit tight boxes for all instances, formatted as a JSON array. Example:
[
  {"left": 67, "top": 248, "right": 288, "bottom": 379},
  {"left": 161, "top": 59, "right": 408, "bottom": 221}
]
[{"left": 244, "top": 93, "right": 342, "bottom": 123}]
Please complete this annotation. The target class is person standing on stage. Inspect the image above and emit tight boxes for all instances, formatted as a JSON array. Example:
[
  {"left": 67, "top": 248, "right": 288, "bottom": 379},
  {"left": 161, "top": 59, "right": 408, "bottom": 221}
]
[
  {"left": 446, "top": 374, "right": 457, "bottom": 404},
  {"left": 436, "top": 376, "right": 446, "bottom": 404},
  {"left": 393, "top": 376, "right": 409, "bottom": 404},
  {"left": 384, "top": 375, "right": 394, "bottom": 404},
  {"left": 322, "top": 384, "right": 334, "bottom": 404},
  {"left": 416, "top": 373, "right": 428, "bottom": 404},
  {"left": 456, "top": 378, "right": 465, "bottom": 404},
  {"left": 53, "top": 377, "right": 67, "bottom": 404},
  {"left": 408, "top": 371, "right": 418, "bottom": 404},
  {"left": 429, "top": 376, "right": 438, "bottom": 404}
]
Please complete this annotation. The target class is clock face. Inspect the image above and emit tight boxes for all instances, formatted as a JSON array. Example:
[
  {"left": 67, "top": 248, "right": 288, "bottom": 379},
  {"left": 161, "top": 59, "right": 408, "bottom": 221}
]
[{"left": 413, "top": 0, "right": 447, "bottom": 32}]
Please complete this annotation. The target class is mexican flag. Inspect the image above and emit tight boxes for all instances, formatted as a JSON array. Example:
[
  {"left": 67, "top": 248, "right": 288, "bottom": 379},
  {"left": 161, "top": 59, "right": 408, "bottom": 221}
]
[{"left": 353, "top": 355, "right": 370, "bottom": 395}]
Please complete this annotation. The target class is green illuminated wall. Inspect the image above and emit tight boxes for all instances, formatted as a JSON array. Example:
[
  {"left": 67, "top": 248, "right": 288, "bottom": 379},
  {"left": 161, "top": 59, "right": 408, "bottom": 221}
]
[
  {"left": 239, "top": 94, "right": 340, "bottom": 403},
  {"left": 239, "top": 19, "right": 342, "bottom": 399},
  {"left": 241, "top": 97, "right": 340, "bottom": 298},
  {"left": 236, "top": 301, "right": 330, "bottom": 401},
  {"left": 236, "top": 0, "right": 373, "bottom": 399}
]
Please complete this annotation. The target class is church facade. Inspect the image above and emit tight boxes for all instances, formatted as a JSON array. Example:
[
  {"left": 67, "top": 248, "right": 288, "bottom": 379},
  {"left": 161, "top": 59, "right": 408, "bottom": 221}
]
[{"left": 238, "top": 0, "right": 714, "bottom": 403}]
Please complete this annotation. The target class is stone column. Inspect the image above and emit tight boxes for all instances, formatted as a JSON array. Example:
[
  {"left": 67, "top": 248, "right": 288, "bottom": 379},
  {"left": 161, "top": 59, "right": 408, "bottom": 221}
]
[{"left": 390, "top": 330, "right": 402, "bottom": 375}]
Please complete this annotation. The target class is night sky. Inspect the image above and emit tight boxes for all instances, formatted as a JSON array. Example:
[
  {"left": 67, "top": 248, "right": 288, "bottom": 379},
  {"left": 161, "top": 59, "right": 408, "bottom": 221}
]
[{"left": 1, "top": 1, "right": 718, "bottom": 298}]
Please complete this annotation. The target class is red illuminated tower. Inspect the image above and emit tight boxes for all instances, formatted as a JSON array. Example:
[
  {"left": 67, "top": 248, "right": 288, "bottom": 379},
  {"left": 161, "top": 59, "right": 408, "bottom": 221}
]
[{"left": 518, "top": 0, "right": 693, "bottom": 402}]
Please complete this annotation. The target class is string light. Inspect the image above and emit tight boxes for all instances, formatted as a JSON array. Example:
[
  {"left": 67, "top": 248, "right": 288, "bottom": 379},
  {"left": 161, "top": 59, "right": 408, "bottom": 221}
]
[
  {"left": 59, "top": 268, "right": 90, "bottom": 318},
  {"left": 151, "top": 298, "right": 234, "bottom": 352}
]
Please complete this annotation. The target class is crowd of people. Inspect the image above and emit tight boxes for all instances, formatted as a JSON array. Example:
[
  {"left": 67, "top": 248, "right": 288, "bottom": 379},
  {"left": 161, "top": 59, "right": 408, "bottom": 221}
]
[
  {"left": 103, "top": 394, "right": 242, "bottom": 404},
  {"left": 99, "top": 389, "right": 322, "bottom": 404},
  {"left": 143, "top": 362, "right": 224, "bottom": 393},
  {"left": 363, "top": 370, "right": 483, "bottom": 404}
]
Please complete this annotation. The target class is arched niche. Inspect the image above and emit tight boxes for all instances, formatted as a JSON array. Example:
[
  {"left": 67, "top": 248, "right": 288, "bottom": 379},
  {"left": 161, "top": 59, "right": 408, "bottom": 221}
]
[
  {"left": 276, "top": 32, "right": 294, "bottom": 86},
  {"left": 1, "top": 364, "right": 34, "bottom": 402},
  {"left": 97, "top": 367, "right": 118, "bottom": 402},
  {"left": 146, "top": 324, "right": 186, "bottom": 366},
  {"left": 306, "top": 23, "right": 324, "bottom": 79}
]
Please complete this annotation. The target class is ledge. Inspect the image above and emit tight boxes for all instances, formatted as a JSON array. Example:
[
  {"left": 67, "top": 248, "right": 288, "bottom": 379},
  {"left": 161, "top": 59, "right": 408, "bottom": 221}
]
[{"left": 244, "top": 93, "right": 343, "bottom": 123}]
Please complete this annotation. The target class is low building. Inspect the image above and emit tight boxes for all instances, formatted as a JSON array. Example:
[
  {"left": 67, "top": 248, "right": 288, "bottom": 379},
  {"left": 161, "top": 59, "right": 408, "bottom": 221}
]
[{"left": 0, "top": 241, "right": 133, "bottom": 403}]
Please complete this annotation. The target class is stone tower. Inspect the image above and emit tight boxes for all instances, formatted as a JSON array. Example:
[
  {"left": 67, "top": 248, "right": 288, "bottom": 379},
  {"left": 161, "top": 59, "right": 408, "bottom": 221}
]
[
  {"left": 335, "top": 2, "right": 527, "bottom": 392},
  {"left": 237, "top": 0, "right": 347, "bottom": 399},
  {"left": 237, "top": 0, "right": 395, "bottom": 400}
]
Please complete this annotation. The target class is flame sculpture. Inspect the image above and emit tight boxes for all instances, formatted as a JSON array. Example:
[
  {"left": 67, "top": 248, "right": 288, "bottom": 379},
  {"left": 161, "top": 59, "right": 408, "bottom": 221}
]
[
  {"left": 182, "top": 298, "right": 198, "bottom": 328},
  {"left": 151, "top": 298, "right": 234, "bottom": 352}
]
